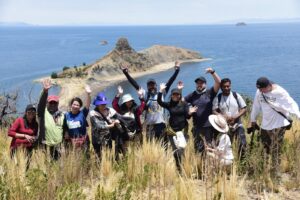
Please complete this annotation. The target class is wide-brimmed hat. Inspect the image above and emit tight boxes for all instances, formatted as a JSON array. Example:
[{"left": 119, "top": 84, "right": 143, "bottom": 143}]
[
  {"left": 93, "top": 92, "right": 109, "bottom": 106},
  {"left": 209, "top": 114, "right": 229, "bottom": 133},
  {"left": 47, "top": 95, "right": 59, "bottom": 103},
  {"left": 120, "top": 94, "right": 134, "bottom": 105}
]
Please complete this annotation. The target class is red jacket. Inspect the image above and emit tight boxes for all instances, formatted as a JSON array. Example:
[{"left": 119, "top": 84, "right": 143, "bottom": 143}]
[{"left": 8, "top": 117, "right": 38, "bottom": 149}]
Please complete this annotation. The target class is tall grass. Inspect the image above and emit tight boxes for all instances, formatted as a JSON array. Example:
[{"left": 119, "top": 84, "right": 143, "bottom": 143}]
[{"left": 0, "top": 118, "right": 300, "bottom": 200}]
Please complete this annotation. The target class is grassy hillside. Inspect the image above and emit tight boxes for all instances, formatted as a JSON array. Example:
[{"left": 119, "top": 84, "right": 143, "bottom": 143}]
[{"left": 0, "top": 117, "right": 300, "bottom": 199}]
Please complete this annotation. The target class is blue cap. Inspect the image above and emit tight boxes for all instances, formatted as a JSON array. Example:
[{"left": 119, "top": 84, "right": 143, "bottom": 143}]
[{"left": 93, "top": 92, "right": 109, "bottom": 106}]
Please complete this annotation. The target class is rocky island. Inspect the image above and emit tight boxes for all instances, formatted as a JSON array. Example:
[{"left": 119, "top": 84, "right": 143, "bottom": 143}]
[{"left": 48, "top": 38, "right": 207, "bottom": 107}]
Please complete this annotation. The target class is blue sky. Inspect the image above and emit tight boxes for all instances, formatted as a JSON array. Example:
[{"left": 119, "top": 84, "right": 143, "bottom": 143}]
[{"left": 1, "top": 0, "right": 300, "bottom": 25}]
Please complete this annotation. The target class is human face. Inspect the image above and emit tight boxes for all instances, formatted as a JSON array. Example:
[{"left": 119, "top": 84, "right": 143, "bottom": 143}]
[
  {"left": 47, "top": 101, "right": 59, "bottom": 113},
  {"left": 71, "top": 100, "right": 81, "bottom": 114},
  {"left": 26, "top": 109, "right": 36, "bottom": 122},
  {"left": 258, "top": 85, "right": 272, "bottom": 93},
  {"left": 221, "top": 82, "right": 231, "bottom": 96},
  {"left": 171, "top": 93, "right": 181, "bottom": 102},
  {"left": 196, "top": 81, "right": 206, "bottom": 91},
  {"left": 125, "top": 100, "right": 133, "bottom": 108},
  {"left": 97, "top": 104, "right": 107, "bottom": 112},
  {"left": 147, "top": 82, "right": 157, "bottom": 94}
]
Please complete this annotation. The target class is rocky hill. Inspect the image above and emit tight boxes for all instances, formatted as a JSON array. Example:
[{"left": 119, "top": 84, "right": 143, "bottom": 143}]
[{"left": 55, "top": 38, "right": 203, "bottom": 79}]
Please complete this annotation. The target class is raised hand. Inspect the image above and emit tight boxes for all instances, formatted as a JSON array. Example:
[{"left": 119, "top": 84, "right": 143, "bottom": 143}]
[
  {"left": 85, "top": 85, "right": 92, "bottom": 94},
  {"left": 42, "top": 79, "right": 52, "bottom": 91},
  {"left": 137, "top": 87, "right": 145, "bottom": 98},
  {"left": 175, "top": 61, "right": 181, "bottom": 69},
  {"left": 117, "top": 85, "right": 124, "bottom": 97},
  {"left": 160, "top": 83, "right": 167, "bottom": 93},
  {"left": 119, "top": 63, "right": 129, "bottom": 71},
  {"left": 177, "top": 81, "right": 184, "bottom": 90},
  {"left": 205, "top": 67, "right": 215, "bottom": 74},
  {"left": 189, "top": 106, "right": 198, "bottom": 115}
]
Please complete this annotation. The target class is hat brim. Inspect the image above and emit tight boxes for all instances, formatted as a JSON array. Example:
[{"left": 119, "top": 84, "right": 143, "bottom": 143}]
[
  {"left": 209, "top": 115, "right": 229, "bottom": 133},
  {"left": 194, "top": 78, "right": 206, "bottom": 83},
  {"left": 94, "top": 101, "right": 108, "bottom": 106},
  {"left": 121, "top": 98, "right": 134, "bottom": 105}
]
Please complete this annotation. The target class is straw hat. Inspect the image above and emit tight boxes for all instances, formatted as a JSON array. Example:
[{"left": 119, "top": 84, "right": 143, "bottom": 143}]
[{"left": 208, "top": 114, "right": 229, "bottom": 133}]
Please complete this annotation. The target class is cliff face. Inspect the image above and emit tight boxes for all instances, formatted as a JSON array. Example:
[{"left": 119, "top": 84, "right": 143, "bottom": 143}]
[{"left": 88, "top": 38, "right": 202, "bottom": 78}]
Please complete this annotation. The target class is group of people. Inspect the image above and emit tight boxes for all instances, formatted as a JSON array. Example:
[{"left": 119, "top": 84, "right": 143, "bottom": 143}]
[{"left": 7, "top": 61, "right": 300, "bottom": 174}]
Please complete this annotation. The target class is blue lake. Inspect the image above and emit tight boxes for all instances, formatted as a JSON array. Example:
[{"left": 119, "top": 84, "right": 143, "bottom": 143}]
[{"left": 1, "top": 24, "right": 300, "bottom": 111}]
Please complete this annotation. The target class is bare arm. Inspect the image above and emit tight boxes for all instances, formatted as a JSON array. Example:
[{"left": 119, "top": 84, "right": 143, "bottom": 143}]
[
  {"left": 84, "top": 85, "right": 92, "bottom": 110},
  {"left": 206, "top": 68, "right": 221, "bottom": 94}
]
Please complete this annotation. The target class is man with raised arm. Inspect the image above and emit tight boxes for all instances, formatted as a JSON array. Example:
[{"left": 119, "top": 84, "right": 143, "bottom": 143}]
[
  {"left": 120, "top": 61, "right": 180, "bottom": 141},
  {"left": 184, "top": 68, "right": 221, "bottom": 153}
]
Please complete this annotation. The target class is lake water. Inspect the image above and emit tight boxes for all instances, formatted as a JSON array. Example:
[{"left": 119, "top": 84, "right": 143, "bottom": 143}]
[{"left": 1, "top": 24, "right": 300, "bottom": 111}]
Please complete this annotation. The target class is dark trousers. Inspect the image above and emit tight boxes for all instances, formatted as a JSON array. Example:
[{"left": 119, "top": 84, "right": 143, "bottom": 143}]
[
  {"left": 146, "top": 123, "right": 168, "bottom": 146},
  {"left": 168, "top": 134, "right": 186, "bottom": 171},
  {"left": 193, "top": 126, "right": 215, "bottom": 153},
  {"left": 49, "top": 145, "right": 61, "bottom": 160},
  {"left": 229, "top": 126, "right": 247, "bottom": 159},
  {"left": 260, "top": 127, "right": 286, "bottom": 178},
  {"left": 92, "top": 137, "right": 112, "bottom": 162}
]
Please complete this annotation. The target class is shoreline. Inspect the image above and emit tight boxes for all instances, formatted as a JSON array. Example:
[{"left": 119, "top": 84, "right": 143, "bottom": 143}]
[{"left": 38, "top": 58, "right": 210, "bottom": 108}]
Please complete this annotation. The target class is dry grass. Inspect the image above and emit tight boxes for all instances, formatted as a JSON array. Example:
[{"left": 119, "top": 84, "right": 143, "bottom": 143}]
[{"left": 0, "top": 119, "right": 300, "bottom": 200}]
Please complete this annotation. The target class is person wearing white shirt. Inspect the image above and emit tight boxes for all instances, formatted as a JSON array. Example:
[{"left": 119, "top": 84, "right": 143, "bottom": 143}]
[
  {"left": 213, "top": 78, "right": 247, "bottom": 159},
  {"left": 249, "top": 77, "right": 300, "bottom": 179},
  {"left": 206, "top": 114, "right": 234, "bottom": 166}
]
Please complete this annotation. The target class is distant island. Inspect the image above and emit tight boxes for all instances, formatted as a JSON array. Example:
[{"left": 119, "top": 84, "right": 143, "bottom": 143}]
[
  {"left": 236, "top": 22, "right": 247, "bottom": 26},
  {"left": 43, "top": 38, "right": 208, "bottom": 107}
]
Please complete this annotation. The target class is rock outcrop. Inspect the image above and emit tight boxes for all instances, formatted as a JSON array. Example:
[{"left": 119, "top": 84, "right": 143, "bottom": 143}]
[
  {"left": 55, "top": 37, "right": 203, "bottom": 79},
  {"left": 88, "top": 38, "right": 202, "bottom": 78}
]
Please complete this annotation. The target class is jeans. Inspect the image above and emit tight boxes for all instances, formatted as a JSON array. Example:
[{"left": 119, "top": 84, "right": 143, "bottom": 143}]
[
  {"left": 260, "top": 127, "right": 286, "bottom": 179},
  {"left": 192, "top": 126, "right": 215, "bottom": 153}
]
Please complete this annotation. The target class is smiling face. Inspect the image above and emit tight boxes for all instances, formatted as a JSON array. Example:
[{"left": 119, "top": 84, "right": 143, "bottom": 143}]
[
  {"left": 125, "top": 100, "right": 133, "bottom": 108},
  {"left": 196, "top": 80, "right": 206, "bottom": 91},
  {"left": 221, "top": 81, "right": 231, "bottom": 96},
  {"left": 71, "top": 100, "right": 81, "bottom": 114},
  {"left": 171, "top": 92, "right": 181, "bottom": 102},
  {"left": 147, "top": 82, "right": 157, "bottom": 94},
  {"left": 97, "top": 104, "right": 107, "bottom": 112},
  {"left": 47, "top": 101, "right": 59, "bottom": 113}
]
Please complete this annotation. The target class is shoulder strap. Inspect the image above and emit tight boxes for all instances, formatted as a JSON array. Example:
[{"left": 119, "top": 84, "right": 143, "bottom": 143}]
[
  {"left": 217, "top": 93, "right": 222, "bottom": 108},
  {"left": 232, "top": 91, "right": 241, "bottom": 109},
  {"left": 261, "top": 93, "right": 288, "bottom": 120},
  {"left": 98, "top": 110, "right": 111, "bottom": 125}
]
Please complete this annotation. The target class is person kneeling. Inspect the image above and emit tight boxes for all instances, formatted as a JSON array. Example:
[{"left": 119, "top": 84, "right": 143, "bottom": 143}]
[{"left": 206, "top": 114, "right": 234, "bottom": 166}]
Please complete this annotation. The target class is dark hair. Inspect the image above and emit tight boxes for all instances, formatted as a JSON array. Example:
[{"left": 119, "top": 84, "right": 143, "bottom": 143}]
[
  {"left": 220, "top": 78, "right": 231, "bottom": 87},
  {"left": 70, "top": 97, "right": 83, "bottom": 107},
  {"left": 120, "top": 101, "right": 137, "bottom": 114},
  {"left": 23, "top": 113, "right": 38, "bottom": 129}
]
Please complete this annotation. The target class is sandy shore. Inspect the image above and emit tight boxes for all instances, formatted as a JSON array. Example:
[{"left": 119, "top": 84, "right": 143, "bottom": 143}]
[{"left": 39, "top": 58, "right": 210, "bottom": 108}]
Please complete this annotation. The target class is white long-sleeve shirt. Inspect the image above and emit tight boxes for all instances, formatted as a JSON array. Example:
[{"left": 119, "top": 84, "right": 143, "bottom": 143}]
[{"left": 250, "top": 84, "right": 300, "bottom": 130}]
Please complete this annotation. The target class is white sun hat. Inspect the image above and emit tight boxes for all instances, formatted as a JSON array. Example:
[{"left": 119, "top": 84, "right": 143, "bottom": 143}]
[
  {"left": 208, "top": 114, "right": 229, "bottom": 133},
  {"left": 120, "top": 94, "right": 134, "bottom": 105}
]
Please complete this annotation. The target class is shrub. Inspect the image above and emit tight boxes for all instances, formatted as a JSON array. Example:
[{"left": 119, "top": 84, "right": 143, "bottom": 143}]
[
  {"left": 51, "top": 72, "right": 58, "bottom": 79},
  {"left": 63, "top": 66, "right": 70, "bottom": 71}
]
